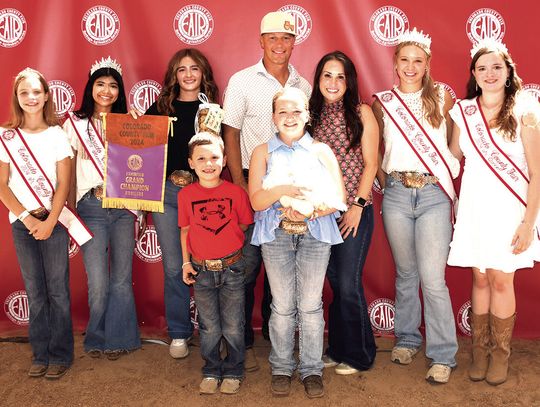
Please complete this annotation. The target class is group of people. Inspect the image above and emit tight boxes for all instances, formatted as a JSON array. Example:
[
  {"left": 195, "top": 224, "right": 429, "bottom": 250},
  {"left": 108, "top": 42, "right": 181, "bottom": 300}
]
[{"left": 0, "top": 9, "right": 538, "bottom": 399}]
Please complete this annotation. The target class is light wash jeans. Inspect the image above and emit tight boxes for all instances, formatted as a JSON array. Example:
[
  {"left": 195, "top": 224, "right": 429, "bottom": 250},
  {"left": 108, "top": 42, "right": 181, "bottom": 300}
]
[
  {"left": 262, "top": 228, "right": 330, "bottom": 379},
  {"left": 382, "top": 176, "right": 457, "bottom": 367},
  {"left": 11, "top": 221, "right": 74, "bottom": 366},
  {"left": 78, "top": 193, "right": 141, "bottom": 352},
  {"left": 152, "top": 180, "right": 193, "bottom": 339}
]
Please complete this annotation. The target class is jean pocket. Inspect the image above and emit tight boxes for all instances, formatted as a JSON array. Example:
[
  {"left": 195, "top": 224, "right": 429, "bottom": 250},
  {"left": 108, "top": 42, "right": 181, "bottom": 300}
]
[{"left": 228, "top": 257, "right": 246, "bottom": 275}]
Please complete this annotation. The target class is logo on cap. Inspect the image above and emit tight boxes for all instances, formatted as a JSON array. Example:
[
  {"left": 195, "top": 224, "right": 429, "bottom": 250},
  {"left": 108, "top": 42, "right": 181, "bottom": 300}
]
[{"left": 0, "top": 8, "right": 26, "bottom": 48}]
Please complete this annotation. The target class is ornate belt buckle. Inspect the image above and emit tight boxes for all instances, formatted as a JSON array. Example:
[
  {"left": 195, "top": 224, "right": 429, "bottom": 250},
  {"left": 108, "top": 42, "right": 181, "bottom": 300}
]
[
  {"left": 93, "top": 185, "right": 104, "bottom": 200},
  {"left": 403, "top": 172, "right": 426, "bottom": 189},
  {"left": 30, "top": 207, "right": 49, "bottom": 221},
  {"left": 205, "top": 259, "right": 223, "bottom": 271},
  {"left": 169, "top": 170, "right": 194, "bottom": 187},
  {"left": 281, "top": 219, "right": 308, "bottom": 235}
]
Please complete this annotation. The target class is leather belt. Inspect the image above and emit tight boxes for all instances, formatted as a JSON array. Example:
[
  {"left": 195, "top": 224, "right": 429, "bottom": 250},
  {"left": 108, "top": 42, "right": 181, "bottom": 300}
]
[
  {"left": 169, "top": 170, "right": 194, "bottom": 187},
  {"left": 91, "top": 185, "right": 104, "bottom": 201},
  {"left": 191, "top": 249, "right": 243, "bottom": 271},
  {"left": 389, "top": 171, "right": 439, "bottom": 189},
  {"left": 279, "top": 218, "right": 308, "bottom": 235},
  {"left": 30, "top": 207, "right": 49, "bottom": 221}
]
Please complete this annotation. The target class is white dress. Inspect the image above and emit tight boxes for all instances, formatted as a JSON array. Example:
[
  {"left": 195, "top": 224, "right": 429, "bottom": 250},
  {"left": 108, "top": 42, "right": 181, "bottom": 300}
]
[{"left": 448, "top": 95, "right": 540, "bottom": 273}]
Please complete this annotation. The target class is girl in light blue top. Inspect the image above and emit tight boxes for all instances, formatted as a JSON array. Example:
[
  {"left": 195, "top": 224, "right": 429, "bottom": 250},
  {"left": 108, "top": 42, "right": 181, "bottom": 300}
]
[{"left": 248, "top": 87, "right": 345, "bottom": 398}]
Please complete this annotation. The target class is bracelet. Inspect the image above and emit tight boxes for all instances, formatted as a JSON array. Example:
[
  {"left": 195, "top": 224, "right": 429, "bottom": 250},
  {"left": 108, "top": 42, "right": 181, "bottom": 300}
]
[
  {"left": 18, "top": 210, "right": 30, "bottom": 222},
  {"left": 181, "top": 261, "right": 192, "bottom": 269},
  {"left": 351, "top": 202, "right": 364, "bottom": 208}
]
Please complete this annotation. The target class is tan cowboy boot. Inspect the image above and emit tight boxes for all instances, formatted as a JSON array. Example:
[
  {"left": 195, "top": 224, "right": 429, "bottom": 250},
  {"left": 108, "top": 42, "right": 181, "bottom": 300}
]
[
  {"left": 486, "top": 313, "right": 516, "bottom": 386},
  {"left": 468, "top": 312, "right": 490, "bottom": 381}
]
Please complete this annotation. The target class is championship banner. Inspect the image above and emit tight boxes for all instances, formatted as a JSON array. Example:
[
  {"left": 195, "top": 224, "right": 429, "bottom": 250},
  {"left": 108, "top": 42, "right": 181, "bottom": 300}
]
[{"left": 102, "top": 113, "right": 171, "bottom": 212}]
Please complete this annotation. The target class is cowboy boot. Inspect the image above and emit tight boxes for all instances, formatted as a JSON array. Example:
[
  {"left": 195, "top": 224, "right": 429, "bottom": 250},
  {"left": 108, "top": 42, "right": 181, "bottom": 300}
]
[
  {"left": 468, "top": 312, "right": 490, "bottom": 381},
  {"left": 486, "top": 313, "right": 516, "bottom": 386}
]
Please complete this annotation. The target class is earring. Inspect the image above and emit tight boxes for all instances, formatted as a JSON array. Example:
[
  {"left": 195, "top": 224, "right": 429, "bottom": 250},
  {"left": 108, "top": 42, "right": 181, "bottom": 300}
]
[
  {"left": 475, "top": 83, "right": 478, "bottom": 92},
  {"left": 505, "top": 78, "right": 511, "bottom": 88}
]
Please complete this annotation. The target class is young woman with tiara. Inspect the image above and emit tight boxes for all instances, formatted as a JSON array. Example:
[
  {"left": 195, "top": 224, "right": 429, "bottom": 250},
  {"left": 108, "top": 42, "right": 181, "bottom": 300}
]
[
  {"left": 0, "top": 68, "right": 75, "bottom": 379},
  {"left": 448, "top": 39, "right": 540, "bottom": 386},
  {"left": 63, "top": 57, "right": 141, "bottom": 360},
  {"left": 373, "top": 28, "right": 460, "bottom": 384}
]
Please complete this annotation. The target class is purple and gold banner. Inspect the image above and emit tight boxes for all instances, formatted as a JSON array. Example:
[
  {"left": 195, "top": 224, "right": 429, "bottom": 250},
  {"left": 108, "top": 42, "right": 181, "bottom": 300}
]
[{"left": 102, "top": 113, "right": 169, "bottom": 212}]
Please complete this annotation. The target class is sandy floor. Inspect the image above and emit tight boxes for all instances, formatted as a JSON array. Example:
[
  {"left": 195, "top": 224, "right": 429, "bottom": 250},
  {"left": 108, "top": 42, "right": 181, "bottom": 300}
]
[{"left": 1, "top": 334, "right": 539, "bottom": 407}]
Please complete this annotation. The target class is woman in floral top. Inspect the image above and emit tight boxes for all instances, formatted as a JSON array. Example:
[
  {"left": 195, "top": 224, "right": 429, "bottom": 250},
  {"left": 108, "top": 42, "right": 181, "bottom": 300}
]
[{"left": 309, "top": 51, "right": 379, "bottom": 375}]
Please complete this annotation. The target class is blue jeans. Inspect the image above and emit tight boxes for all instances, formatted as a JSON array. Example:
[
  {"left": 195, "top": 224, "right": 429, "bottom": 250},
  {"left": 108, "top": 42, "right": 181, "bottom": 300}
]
[
  {"left": 152, "top": 180, "right": 193, "bottom": 339},
  {"left": 262, "top": 228, "right": 331, "bottom": 379},
  {"left": 193, "top": 258, "right": 246, "bottom": 379},
  {"left": 11, "top": 221, "right": 73, "bottom": 366},
  {"left": 382, "top": 177, "right": 457, "bottom": 367},
  {"left": 326, "top": 205, "right": 376, "bottom": 370},
  {"left": 78, "top": 193, "right": 140, "bottom": 352}
]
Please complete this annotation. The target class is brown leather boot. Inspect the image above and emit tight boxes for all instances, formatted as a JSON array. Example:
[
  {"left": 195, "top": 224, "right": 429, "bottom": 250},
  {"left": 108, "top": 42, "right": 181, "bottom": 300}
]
[
  {"left": 468, "top": 312, "right": 490, "bottom": 381},
  {"left": 486, "top": 313, "right": 516, "bottom": 386}
]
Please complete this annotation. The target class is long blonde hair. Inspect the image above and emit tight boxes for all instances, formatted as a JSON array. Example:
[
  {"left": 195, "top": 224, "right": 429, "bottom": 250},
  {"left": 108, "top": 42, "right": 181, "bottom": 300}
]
[
  {"left": 4, "top": 68, "right": 59, "bottom": 129},
  {"left": 394, "top": 42, "right": 443, "bottom": 129}
]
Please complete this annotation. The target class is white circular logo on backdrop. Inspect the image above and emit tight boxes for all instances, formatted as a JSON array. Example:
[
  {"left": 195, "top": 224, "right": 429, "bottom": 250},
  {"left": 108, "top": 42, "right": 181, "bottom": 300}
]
[
  {"left": 173, "top": 4, "right": 214, "bottom": 45},
  {"left": 369, "top": 6, "right": 409, "bottom": 46},
  {"left": 48, "top": 80, "right": 76, "bottom": 118},
  {"left": 134, "top": 224, "right": 162, "bottom": 263},
  {"left": 4, "top": 291, "right": 29, "bottom": 326},
  {"left": 68, "top": 237, "right": 80, "bottom": 258},
  {"left": 436, "top": 81, "right": 457, "bottom": 102},
  {"left": 457, "top": 300, "right": 472, "bottom": 336},
  {"left": 466, "top": 8, "right": 505, "bottom": 44},
  {"left": 0, "top": 8, "right": 26, "bottom": 48},
  {"left": 81, "top": 5, "right": 120, "bottom": 46},
  {"left": 279, "top": 5, "right": 312, "bottom": 45},
  {"left": 523, "top": 84, "right": 540, "bottom": 102},
  {"left": 368, "top": 298, "right": 395, "bottom": 334},
  {"left": 129, "top": 80, "right": 162, "bottom": 113}
]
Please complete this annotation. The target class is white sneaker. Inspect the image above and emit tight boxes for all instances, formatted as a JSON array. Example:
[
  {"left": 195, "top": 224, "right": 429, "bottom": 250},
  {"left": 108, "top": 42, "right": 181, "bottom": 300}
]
[
  {"left": 220, "top": 378, "right": 241, "bottom": 394},
  {"left": 322, "top": 354, "right": 338, "bottom": 368},
  {"left": 426, "top": 364, "right": 452, "bottom": 384},
  {"left": 391, "top": 346, "right": 420, "bottom": 365},
  {"left": 169, "top": 338, "right": 189, "bottom": 359},
  {"left": 199, "top": 377, "right": 219, "bottom": 394},
  {"left": 335, "top": 363, "right": 359, "bottom": 375}
]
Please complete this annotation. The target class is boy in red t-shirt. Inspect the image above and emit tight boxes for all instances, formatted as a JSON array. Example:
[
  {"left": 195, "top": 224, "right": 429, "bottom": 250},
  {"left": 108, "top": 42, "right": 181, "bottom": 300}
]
[{"left": 178, "top": 132, "right": 253, "bottom": 395}]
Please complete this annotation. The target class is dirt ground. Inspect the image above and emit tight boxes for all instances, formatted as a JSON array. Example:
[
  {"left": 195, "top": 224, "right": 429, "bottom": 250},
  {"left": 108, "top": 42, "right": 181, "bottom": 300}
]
[{"left": 1, "top": 334, "right": 539, "bottom": 407}]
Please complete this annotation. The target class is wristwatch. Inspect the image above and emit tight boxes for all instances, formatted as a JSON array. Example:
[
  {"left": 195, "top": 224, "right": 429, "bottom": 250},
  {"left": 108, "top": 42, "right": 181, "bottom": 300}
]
[{"left": 352, "top": 196, "right": 368, "bottom": 208}]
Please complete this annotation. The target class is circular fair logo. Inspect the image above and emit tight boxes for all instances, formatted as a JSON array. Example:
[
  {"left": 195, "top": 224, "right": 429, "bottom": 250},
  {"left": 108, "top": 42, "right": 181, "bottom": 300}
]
[
  {"left": 368, "top": 298, "right": 395, "bottom": 334},
  {"left": 457, "top": 300, "right": 472, "bottom": 336},
  {"left": 48, "top": 80, "right": 76, "bottom": 118},
  {"left": 2, "top": 129, "right": 15, "bottom": 140},
  {"left": 134, "top": 225, "right": 162, "bottom": 263},
  {"left": 466, "top": 8, "right": 505, "bottom": 44},
  {"left": 81, "top": 5, "right": 120, "bottom": 46},
  {"left": 129, "top": 80, "right": 162, "bottom": 113},
  {"left": 523, "top": 84, "right": 540, "bottom": 102},
  {"left": 464, "top": 105, "right": 477, "bottom": 116},
  {"left": 68, "top": 237, "right": 80, "bottom": 258},
  {"left": 173, "top": 4, "right": 214, "bottom": 45},
  {"left": 369, "top": 6, "right": 409, "bottom": 46},
  {"left": 4, "top": 290, "right": 29, "bottom": 326},
  {"left": 381, "top": 92, "right": 394, "bottom": 102},
  {"left": 436, "top": 81, "right": 457, "bottom": 102},
  {"left": 0, "top": 8, "right": 26, "bottom": 48},
  {"left": 127, "top": 155, "right": 143, "bottom": 171},
  {"left": 279, "top": 5, "right": 312, "bottom": 45},
  {"left": 190, "top": 296, "right": 199, "bottom": 328}
]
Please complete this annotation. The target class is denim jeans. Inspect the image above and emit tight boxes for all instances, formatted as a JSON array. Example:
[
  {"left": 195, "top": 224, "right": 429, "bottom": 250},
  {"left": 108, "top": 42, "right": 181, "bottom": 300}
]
[
  {"left": 326, "top": 205, "right": 376, "bottom": 370},
  {"left": 152, "top": 180, "right": 193, "bottom": 339},
  {"left": 262, "top": 228, "right": 331, "bottom": 379},
  {"left": 77, "top": 193, "right": 140, "bottom": 352},
  {"left": 382, "top": 177, "right": 457, "bottom": 367},
  {"left": 193, "top": 258, "right": 246, "bottom": 379},
  {"left": 11, "top": 221, "right": 73, "bottom": 366}
]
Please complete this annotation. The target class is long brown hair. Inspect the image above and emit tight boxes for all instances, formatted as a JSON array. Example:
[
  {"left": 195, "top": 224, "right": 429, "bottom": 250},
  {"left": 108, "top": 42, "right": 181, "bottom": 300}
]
[
  {"left": 4, "top": 68, "right": 59, "bottom": 129},
  {"left": 156, "top": 48, "right": 219, "bottom": 115},
  {"left": 466, "top": 48, "right": 522, "bottom": 141},
  {"left": 394, "top": 42, "right": 443, "bottom": 129}
]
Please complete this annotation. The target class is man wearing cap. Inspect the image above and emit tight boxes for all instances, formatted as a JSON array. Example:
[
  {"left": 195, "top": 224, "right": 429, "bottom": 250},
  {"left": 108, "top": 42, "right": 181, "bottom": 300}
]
[{"left": 222, "top": 10, "right": 311, "bottom": 383}]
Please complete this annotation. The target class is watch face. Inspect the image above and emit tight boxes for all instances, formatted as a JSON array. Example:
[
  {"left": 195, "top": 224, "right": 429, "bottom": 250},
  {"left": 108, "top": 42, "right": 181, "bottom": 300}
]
[{"left": 356, "top": 197, "right": 367, "bottom": 207}]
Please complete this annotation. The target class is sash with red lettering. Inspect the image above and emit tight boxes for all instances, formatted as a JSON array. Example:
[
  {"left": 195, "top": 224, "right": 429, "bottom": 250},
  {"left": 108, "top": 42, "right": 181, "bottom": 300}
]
[{"left": 0, "top": 128, "right": 92, "bottom": 246}]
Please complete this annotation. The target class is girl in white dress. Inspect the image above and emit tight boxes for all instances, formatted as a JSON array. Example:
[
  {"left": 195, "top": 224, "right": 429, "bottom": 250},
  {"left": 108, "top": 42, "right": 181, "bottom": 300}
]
[{"left": 449, "top": 39, "right": 540, "bottom": 386}]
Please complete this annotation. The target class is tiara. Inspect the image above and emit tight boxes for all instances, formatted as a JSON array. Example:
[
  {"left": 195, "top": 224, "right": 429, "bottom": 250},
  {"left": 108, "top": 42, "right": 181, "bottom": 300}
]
[
  {"left": 470, "top": 38, "right": 508, "bottom": 58},
  {"left": 90, "top": 56, "right": 122, "bottom": 76},
  {"left": 397, "top": 27, "right": 432, "bottom": 54}
]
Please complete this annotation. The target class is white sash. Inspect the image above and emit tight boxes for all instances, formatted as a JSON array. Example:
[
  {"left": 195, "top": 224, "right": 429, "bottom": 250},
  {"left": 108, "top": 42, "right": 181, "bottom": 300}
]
[
  {"left": 458, "top": 98, "right": 539, "bottom": 232},
  {"left": 0, "top": 128, "right": 92, "bottom": 246},
  {"left": 375, "top": 89, "right": 457, "bottom": 205}
]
